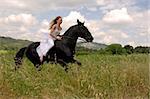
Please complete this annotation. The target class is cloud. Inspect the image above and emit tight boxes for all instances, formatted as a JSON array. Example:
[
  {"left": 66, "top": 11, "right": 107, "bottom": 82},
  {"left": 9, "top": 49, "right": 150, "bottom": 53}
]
[
  {"left": 0, "top": 0, "right": 95, "bottom": 15},
  {"left": 0, "top": 13, "right": 40, "bottom": 40},
  {"left": 62, "top": 11, "right": 104, "bottom": 42},
  {"left": 62, "top": 11, "right": 132, "bottom": 46},
  {"left": 0, "top": 11, "right": 89, "bottom": 41},
  {"left": 96, "top": 0, "right": 110, "bottom": 6},
  {"left": 0, "top": 14, "right": 38, "bottom": 27},
  {"left": 100, "top": 8, "right": 149, "bottom": 46},
  {"left": 94, "top": 29, "right": 129, "bottom": 44},
  {"left": 38, "top": 19, "right": 49, "bottom": 33},
  {"left": 0, "top": 0, "right": 149, "bottom": 47},
  {"left": 102, "top": 8, "right": 133, "bottom": 24},
  {"left": 36, "top": 10, "right": 150, "bottom": 46},
  {"left": 131, "top": 10, "right": 149, "bottom": 32},
  {"left": 97, "top": 0, "right": 136, "bottom": 11},
  {"left": 87, "top": 7, "right": 98, "bottom": 12},
  {"left": 0, "top": 1, "right": 26, "bottom": 8}
]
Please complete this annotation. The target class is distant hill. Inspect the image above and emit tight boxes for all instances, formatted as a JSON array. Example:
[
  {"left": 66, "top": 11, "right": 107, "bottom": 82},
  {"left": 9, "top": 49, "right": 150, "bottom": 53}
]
[
  {"left": 0, "top": 36, "right": 32, "bottom": 50},
  {"left": 77, "top": 42, "right": 107, "bottom": 50},
  {"left": 0, "top": 36, "right": 107, "bottom": 51}
]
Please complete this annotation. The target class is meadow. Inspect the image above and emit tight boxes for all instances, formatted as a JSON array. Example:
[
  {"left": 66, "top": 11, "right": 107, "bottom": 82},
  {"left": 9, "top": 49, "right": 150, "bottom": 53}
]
[{"left": 0, "top": 51, "right": 149, "bottom": 99}]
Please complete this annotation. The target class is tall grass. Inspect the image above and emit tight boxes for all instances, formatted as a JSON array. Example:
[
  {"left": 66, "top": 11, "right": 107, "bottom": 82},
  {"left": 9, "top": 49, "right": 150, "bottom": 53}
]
[{"left": 0, "top": 51, "right": 149, "bottom": 99}]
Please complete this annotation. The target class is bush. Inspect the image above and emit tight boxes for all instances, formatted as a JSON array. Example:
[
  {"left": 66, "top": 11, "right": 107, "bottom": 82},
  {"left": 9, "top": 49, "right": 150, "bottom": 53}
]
[
  {"left": 134, "top": 46, "right": 150, "bottom": 54},
  {"left": 105, "top": 44, "right": 126, "bottom": 55},
  {"left": 124, "top": 45, "right": 134, "bottom": 54}
]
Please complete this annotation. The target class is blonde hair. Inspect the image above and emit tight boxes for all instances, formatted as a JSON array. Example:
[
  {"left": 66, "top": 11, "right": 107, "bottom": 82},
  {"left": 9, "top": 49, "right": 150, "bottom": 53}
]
[{"left": 49, "top": 16, "right": 62, "bottom": 30}]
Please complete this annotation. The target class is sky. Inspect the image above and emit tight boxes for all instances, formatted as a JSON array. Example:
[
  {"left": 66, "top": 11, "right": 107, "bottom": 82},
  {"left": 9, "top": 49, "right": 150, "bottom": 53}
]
[{"left": 0, "top": 0, "right": 149, "bottom": 47}]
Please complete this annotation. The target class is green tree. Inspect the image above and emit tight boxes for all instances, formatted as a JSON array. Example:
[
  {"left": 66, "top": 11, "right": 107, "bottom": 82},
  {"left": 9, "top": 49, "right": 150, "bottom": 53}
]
[
  {"left": 105, "top": 44, "right": 124, "bottom": 55},
  {"left": 124, "top": 45, "right": 134, "bottom": 54},
  {"left": 134, "top": 46, "right": 150, "bottom": 53}
]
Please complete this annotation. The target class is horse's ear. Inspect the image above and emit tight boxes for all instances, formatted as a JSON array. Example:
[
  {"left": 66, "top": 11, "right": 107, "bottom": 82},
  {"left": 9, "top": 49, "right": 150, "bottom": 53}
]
[
  {"left": 77, "top": 19, "right": 84, "bottom": 26},
  {"left": 77, "top": 19, "right": 80, "bottom": 25}
]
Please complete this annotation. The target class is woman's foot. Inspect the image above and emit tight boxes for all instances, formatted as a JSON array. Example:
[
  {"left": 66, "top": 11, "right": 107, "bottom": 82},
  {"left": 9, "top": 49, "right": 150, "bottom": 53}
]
[{"left": 40, "top": 56, "right": 43, "bottom": 63}]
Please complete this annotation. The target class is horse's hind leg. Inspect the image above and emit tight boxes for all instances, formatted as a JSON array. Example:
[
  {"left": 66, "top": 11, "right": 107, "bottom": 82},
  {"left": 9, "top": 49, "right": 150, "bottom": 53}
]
[
  {"left": 73, "top": 59, "right": 82, "bottom": 66},
  {"left": 35, "top": 64, "right": 42, "bottom": 71},
  {"left": 69, "top": 58, "right": 82, "bottom": 66},
  {"left": 14, "top": 57, "right": 22, "bottom": 70},
  {"left": 57, "top": 59, "right": 68, "bottom": 72},
  {"left": 14, "top": 64, "right": 20, "bottom": 71}
]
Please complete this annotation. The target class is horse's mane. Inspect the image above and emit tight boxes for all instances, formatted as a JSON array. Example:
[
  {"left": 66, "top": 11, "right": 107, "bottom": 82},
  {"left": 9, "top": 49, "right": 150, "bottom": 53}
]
[{"left": 63, "top": 25, "right": 77, "bottom": 36}]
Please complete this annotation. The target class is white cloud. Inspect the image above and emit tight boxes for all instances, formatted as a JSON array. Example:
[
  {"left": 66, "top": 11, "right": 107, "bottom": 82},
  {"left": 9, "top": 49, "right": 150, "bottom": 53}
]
[
  {"left": 5, "top": 1, "right": 26, "bottom": 8},
  {"left": 102, "top": 8, "right": 133, "bottom": 24},
  {"left": 96, "top": 0, "right": 110, "bottom": 5},
  {"left": 0, "top": 11, "right": 90, "bottom": 41},
  {"left": 42, "top": 10, "right": 149, "bottom": 47},
  {"left": 38, "top": 19, "right": 49, "bottom": 33},
  {"left": 95, "top": 29, "right": 129, "bottom": 44},
  {"left": 0, "top": 1, "right": 26, "bottom": 8},
  {"left": 63, "top": 11, "right": 133, "bottom": 46},
  {"left": 20, "top": 26, "right": 28, "bottom": 32},
  {"left": 62, "top": 11, "right": 104, "bottom": 42},
  {"left": 97, "top": 0, "right": 136, "bottom": 11},
  {"left": 0, "top": 0, "right": 149, "bottom": 47},
  {"left": 87, "top": 7, "right": 98, "bottom": 12},
  {"left": 0, "top": 13, "right": 40, "bottom": 41},
  {"left": 0, "top": 0, "right": 95, "bottom": 15},
  {"left": 0, "top": 14, "right": 38, "bottom": 27},
  {"left": 103, "top": 35, "right": 114, "bottom": 44},
  {"left": 128, "top": 41, "right": 137, "bottom": 47},
  {"left": 131, "top": 10, "right": 149, "bottom": 32}
]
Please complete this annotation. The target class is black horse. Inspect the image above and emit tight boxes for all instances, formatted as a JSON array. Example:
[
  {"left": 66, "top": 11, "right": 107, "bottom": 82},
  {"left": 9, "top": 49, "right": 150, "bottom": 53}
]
[{"left": 14, "top": 19, "right": 93, "bottom": 71}]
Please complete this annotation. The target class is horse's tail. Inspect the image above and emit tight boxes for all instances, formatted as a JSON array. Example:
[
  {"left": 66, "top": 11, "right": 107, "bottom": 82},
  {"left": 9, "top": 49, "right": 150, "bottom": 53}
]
[{"left": 14, "top": 47, "right": 27, "bottom": 68}]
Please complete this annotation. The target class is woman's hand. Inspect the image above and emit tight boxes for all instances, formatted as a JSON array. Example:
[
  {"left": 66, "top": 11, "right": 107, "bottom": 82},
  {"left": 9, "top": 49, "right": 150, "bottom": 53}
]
[{"left": 56, "top": 36, "right": 62, "bottom": 40}]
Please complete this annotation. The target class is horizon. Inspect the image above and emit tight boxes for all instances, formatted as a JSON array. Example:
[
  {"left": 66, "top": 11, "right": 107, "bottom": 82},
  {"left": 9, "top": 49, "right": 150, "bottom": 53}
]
[
  {"left": 0, "top": 0, "right": 149, "bottom": 47},
  {"left": 1, "top": 36, "right": 149, "bottom": 48}
]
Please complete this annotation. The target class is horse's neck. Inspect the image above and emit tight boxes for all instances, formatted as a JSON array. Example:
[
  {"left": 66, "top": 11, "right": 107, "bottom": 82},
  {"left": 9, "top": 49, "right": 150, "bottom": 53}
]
[
  {"left": 63, "top": 35, "right": 78, "bottom": 49},
  {"left": 63, "top": 26, "right": 78, "bottom": 50}
]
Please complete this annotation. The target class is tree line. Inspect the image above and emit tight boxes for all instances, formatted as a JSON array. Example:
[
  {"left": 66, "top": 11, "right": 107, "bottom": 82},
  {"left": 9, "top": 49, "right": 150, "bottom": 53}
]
[
  {"left": 100, "top": 44, "right": 150, "bottom": 55},
  {"left": 77, "top": 44, "right": 150, "bottom": 55}
]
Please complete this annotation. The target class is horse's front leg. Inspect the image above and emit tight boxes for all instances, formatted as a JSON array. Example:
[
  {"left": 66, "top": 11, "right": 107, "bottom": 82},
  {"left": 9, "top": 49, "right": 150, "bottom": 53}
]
[
  {"left": 70, "top": 58, "right": 82, "bottom": 72},
  {"left": 46, "top": 47, "right": 56, "bottom": 63},
  {"left": 71, "top": 58, "right": 82, "bottom": 66},
  {"left": 57, "top": 59, "right": 68, "bottom": 72},
  {"left": 35, "top": 64, "right": 42, "bottom": 71}
]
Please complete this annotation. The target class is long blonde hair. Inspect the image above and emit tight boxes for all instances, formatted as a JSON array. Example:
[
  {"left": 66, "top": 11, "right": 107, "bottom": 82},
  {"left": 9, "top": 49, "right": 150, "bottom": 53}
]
[{"left": 49, "top": 16, "right": 62, "bottom": 30}]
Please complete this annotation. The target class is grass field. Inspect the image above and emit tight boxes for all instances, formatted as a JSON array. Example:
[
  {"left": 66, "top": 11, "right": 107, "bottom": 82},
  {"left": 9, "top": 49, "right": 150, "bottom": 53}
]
[{"left": 0, "top": 51, "right": 149, "bottom": 99}]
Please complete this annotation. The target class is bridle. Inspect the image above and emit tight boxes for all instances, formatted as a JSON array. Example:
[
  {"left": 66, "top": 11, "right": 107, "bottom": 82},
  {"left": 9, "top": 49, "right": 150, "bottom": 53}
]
[
  {"left": 62, "top": 35, "right": 75, "bottom": 40},
  {"left": 61, "top": 25, "right": 88, "bottom": 43},
  {"left": 62, "top": 35, "right": 87, "bottom": 43}
]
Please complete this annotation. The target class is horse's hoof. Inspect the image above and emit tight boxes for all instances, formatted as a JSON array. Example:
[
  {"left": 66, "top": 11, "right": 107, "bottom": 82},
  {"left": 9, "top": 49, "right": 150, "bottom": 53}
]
[
  {"left": 38, "top": 68, "right": 41, "bottom": 71},
  {"left": 15, "top": 65, "right": 20, "bottom": 71},
  {"left": 36, "top": 67, "right": 42, "bottom": 71},
  {"left": 35, "top": 64, "right": 42, "bottom": 71},
  {"left": 49, "top": 61, "right": 56, "bottom": 64},
  {"left": 77, "top": 62, "right": 82, "bottom": 66},
  {"left": 15, "top": 67, "right": 17, "bottom": 71},
  {"left": 65, "top": 67, "right": 69, "bottom": 72}
]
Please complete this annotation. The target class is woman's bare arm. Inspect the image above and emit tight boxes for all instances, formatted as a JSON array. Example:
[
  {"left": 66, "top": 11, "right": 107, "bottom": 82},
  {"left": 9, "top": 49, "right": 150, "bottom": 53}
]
[
  {"left": 49, "top": 25, "right": 58, "bottom": 39},
  {"left": 50, "top": 25, "right": 62, "bottom": 40}
]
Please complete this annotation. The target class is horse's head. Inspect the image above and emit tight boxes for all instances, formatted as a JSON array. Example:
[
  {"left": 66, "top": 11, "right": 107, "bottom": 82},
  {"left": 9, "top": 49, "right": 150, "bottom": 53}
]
[{"left": 76, "top": 19, "right": 94, "bottom": 42}]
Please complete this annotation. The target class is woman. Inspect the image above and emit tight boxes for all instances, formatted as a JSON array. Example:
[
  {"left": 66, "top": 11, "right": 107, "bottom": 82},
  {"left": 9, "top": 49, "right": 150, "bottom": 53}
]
[{"left": 36, "top": 16, "right": 63, "bottom": 62}]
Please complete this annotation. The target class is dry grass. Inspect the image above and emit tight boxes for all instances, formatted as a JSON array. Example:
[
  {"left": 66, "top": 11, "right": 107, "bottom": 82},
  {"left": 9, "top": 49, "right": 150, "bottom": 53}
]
[{"left": 0, "top": 51, "right": 149, "bottom": 99}]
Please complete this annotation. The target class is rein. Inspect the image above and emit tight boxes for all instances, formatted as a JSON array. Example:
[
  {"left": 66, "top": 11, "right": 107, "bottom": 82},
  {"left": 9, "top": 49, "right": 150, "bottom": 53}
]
[
  {"left": 62, "top": 36, "right": 75, "bottom": 40},
  {"left": 62, "top": 36, "right": 86, "bottom": 43}
]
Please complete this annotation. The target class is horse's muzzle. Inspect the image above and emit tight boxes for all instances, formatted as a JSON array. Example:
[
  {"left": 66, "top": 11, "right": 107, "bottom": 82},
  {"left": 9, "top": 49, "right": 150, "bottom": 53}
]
[{"left": 87, "top": 37, "right": 94, "bottom": 42}]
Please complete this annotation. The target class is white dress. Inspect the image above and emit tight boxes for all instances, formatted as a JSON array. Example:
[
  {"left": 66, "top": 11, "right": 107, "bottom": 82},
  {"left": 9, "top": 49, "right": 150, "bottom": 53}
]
[{"left": 36, "top": 27, "right": 60, "bottom": 58}]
